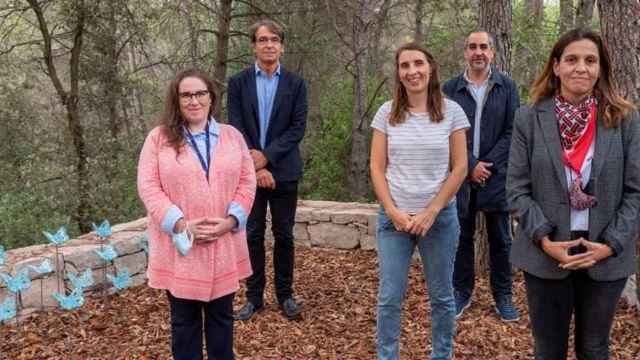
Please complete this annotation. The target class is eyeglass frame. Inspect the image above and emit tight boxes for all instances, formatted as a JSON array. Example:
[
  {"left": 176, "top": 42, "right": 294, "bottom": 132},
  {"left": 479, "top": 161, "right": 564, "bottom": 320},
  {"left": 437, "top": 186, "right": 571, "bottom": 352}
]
[{"left": 178, "top": 90, "right": 210, "bottom": 104}]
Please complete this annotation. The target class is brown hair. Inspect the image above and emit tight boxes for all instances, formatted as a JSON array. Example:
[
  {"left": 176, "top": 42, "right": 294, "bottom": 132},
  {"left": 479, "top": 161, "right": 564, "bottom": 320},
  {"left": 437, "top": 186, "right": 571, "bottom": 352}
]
[
  {"left": 389, "top": 42, "right": 444, "bottom": 125},
  {"left": 530, "top": 28, "right": 635, "bottom": 127},
  {"left": 159, "top": 68, "right": 218, "bottom": 153},
  {"left": 249, "top": 19, "right": 285, "bottom": 43}
]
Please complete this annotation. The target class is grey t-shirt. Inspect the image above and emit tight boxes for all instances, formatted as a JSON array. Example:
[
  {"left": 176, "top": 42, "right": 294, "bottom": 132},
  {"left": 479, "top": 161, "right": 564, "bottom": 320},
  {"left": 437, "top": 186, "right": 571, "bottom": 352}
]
[{"left": 371, "top": 99, "right": 470, "bottom": 213}]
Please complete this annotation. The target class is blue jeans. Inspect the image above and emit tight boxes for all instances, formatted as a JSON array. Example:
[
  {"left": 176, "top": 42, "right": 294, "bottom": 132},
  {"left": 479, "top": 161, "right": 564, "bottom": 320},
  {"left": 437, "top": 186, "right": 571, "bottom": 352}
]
[{"left": 376, "top": 204, "right": 460, "bottom": 360}]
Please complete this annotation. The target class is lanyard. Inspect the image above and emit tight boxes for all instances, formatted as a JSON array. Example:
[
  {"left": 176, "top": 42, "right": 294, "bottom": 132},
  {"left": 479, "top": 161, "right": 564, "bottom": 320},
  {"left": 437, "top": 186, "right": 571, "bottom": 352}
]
[{"left": 185, "top": 122, "right": 211, "bottom": 176}]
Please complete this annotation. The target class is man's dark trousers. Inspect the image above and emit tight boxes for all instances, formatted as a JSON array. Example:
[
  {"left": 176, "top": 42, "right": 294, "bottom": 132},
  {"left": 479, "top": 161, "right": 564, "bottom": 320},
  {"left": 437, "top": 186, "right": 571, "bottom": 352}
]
[
  {"left": 453, "top": 189, "right": 512, "bottom": 300},
  {"left": 245, "top": 181, "right": 298, "bottom": 306}
]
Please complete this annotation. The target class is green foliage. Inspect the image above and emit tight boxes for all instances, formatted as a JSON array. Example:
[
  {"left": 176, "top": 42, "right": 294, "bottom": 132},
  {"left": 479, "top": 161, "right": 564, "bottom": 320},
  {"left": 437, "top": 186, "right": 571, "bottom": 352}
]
[
  {"left": 0, "top": 191, "right": 71, "bottom": 250},
  {"left": 300, "top": 77, "right": 388, "bottom": 202},
  {"left": 300, "top": 79, "right": 352, "bottom": 200}
]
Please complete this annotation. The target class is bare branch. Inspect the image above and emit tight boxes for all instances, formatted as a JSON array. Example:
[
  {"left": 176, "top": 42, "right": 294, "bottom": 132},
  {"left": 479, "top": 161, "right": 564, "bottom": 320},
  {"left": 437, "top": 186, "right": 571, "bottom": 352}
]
[
  {"left": 26, "top": 0, "right": 68, "bottom": 103},
  {"left": 0, "top": 40, "right": 40, "bottom": 56},
  {"left": 362, "top": 77, "right": 388, "bottom": 122}
]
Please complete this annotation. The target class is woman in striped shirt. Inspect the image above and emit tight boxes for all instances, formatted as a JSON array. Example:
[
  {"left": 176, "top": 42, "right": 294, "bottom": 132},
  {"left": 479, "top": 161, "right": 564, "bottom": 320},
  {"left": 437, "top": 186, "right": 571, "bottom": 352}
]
[{"left": 370, "top": 43, "right": 469, "bottom": 360}]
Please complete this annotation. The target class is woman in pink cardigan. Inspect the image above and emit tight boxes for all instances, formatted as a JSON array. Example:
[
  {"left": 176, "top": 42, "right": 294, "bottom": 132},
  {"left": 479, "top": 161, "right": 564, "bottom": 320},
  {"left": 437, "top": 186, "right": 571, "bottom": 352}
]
[{"left": 137, "top": 68, "right": 256, "bottom": 360}]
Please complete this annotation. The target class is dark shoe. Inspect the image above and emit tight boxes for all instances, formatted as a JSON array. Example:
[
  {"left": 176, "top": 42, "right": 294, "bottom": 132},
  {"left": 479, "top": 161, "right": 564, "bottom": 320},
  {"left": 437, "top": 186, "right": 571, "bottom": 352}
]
[
  {"left": 234, "top": 301, "right": 263, "bottom": 321},
  {"left": 495, "top": 296, "right": 520, "bottom": 322},
  {"left": 280, "top": 297, "right": 301, "bottom": 320},
  {"left": 454, "top": 291, "right": 471, "bottom": 319}
]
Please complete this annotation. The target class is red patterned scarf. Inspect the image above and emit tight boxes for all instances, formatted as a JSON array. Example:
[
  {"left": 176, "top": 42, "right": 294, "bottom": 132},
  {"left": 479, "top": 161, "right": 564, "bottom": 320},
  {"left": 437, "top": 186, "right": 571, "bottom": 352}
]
[
  {"left": 554, "top": 95, "right": 597, "bottom": 174},
  {"left": 554, "top": 94, "right": 597, "bottom": 210}
]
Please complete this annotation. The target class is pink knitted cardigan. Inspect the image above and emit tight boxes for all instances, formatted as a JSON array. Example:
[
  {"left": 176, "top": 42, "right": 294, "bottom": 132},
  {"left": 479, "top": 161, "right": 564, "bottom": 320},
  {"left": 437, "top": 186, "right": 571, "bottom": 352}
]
[{"left": 137, "top": 124, "right": 256, "bottom": 301}]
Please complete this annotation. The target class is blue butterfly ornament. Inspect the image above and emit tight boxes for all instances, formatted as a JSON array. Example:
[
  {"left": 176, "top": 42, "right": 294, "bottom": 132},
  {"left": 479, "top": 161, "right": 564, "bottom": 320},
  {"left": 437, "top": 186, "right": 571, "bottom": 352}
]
[
  {"left": 29, "top": 259, "right": 54, "bottom": 275},
  {"left": 94, "top": 245, "right": 118, "bottom": 262},
  {"left": 53, "top": 288, "right": 85, "bottom": 310},
  {"left": 0, "top": 268, "right": 31, "bottom": 293},
  {"left": 68, "top": 268, "right": 94, "bottom": 290},
  {"left": 0, "top": 297, "right": 16, "bottom": 321},
  {"left": 43, "top": 226, "right": 70, "bottom": 246},
  {"left": 92, "top": 220, "right": 112, "bottom": 239},
  {"left": 107, "top": 269, "right": 131, "bottom": 291}
]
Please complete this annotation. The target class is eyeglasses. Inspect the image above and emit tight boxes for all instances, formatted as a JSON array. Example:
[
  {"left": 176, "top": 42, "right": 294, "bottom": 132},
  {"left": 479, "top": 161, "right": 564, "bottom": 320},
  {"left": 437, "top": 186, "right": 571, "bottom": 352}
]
[
  {"left": 467, "top": 43, "right": 491, "bottom": 51},
  {"left": 256, "top": 36, "right": 281, "bottom": 45},
  {"left": 179, "top": 90, "right": 210, "bottom": 103}
]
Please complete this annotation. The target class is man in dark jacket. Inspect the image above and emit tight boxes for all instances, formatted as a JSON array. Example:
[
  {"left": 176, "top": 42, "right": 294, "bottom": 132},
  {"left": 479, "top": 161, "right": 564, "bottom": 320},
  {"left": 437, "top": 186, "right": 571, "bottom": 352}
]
[
  {"left": 228, "top": 19, "right": 307, "bottom": 321},
  {"left": 442, "top": 30, "right": 520, "bottom": 322}
]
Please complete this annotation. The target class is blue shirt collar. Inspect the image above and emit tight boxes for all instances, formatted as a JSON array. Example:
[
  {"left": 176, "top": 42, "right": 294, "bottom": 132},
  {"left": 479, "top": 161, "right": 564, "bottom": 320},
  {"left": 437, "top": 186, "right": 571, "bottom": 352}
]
[
  {"left": 254, "top": 62, "right": 281, "bottom": 77},
  {"left": 182, "top": 116, "right": 219, "bottom": 136}
]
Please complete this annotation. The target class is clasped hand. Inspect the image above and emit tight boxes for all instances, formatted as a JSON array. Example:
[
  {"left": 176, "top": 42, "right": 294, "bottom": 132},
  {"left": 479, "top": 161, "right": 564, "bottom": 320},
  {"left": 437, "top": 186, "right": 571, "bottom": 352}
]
[
  {"left": 470, "top": 161, "right": 493, "bottom": 183},
  {"left": 541, "top": 237, "right": 613, "bottom": 270},
  {"left": 174, "top": 217, "right": 237, "bottom": 244},
  {"left": 389, "top": 208, "right": 438, "bottom": 236}
]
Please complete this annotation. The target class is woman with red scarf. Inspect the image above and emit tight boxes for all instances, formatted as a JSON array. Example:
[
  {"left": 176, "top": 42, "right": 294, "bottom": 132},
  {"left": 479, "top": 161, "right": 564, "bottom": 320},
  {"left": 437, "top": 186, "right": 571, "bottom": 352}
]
[{"left": 506, "top": 28, "right": 639, "bottom": 359}]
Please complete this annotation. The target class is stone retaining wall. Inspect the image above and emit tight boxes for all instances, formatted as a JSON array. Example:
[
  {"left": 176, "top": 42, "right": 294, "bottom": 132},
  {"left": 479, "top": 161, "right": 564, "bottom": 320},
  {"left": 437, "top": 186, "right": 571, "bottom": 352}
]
[
  {"left": 0, "top": 219, "right": 149, "bottom": 318},
  {"left": 1, "top": 200, "right": 637, "bottom": 319}
]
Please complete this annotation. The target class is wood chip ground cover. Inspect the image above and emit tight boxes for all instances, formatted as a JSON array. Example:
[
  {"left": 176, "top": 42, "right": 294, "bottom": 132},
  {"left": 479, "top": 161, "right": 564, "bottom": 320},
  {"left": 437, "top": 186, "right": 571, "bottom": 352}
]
[{"left": 1, "top": 246, "right": 638, "bottom": 359}]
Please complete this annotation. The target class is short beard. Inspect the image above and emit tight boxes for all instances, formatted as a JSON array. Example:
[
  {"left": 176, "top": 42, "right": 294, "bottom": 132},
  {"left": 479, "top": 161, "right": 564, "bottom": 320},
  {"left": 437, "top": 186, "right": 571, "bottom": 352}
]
[{"left": 469, "top": 60, "right": 488, "bottom": 72}]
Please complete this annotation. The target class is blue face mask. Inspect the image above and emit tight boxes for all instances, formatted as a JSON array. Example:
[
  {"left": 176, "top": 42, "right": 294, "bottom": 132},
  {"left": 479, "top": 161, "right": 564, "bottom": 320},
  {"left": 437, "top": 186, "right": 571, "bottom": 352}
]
[{"left": 172, "top": 230, "right": 193, "bottom": 256}]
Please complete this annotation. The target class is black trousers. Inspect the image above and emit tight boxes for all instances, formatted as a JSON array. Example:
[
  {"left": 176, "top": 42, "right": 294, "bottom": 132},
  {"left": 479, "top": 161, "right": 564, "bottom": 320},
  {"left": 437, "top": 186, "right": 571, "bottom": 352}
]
[
  {"left": 245, "top": 182, "right": 298, "bottom": 305},
  {"left": 454, "top": 189, "right": 513, "bottom": 300},
  {"left": 524, "top": 271, "right": 627, "bottom": 360},
  {"left": 167, "top": 291, "right": 235, "bottom": 360}
]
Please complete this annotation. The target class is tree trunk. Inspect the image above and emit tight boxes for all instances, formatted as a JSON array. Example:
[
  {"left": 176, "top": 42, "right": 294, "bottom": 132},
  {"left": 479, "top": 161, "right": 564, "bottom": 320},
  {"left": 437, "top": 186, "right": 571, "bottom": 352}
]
[
  {"left": 575, "top": 0, "right": 595, "bottom": 29},
  {"left": 326, "top": 0, "right": 385, "bottom": 200},
  {"left": 213, "top": 0, "right": 232, "bottom": 119},
  {"left": 181, "top": 0, "right": 199, "bottom": 67},
  {"left": 475, "top": 0, "right": 513, "bottom": 272},
  {"left": 474, "top": 214, "right": 490, "bottom": 272},
  {"left": 350, "top": 6, "right": 370, "bottom": 200},
  {"left": 96, "top": 1, "right": 122, "bottom": 216},
  {"left": 28, "top": 0, "right": 92, "bottom": 233},
  {"left": 514, "top": 0, "right": 544, "bottom": 90},
  {"left": 369, "top": 0, "right": 391, "bottom": 77},
  {"left": 479, "top": 0, "right": 512, "bottom": 74},
  {"left": 414, "top": 0, "right": 426, "bottom": 42},
  {"left": 526, "top": 0, "right": 544, "bottom": 25},
  {"left": 102, "top": 1, "right": 121, "bottom": 138},
  {"left": 598, "top": 0, "right": 640, "bottom": 103},
  {"left": 559, "top": 0, "right": 575, "bottom": 34},
  {"left": 126, "top": 42, "right": 147, "bottom": 135}
]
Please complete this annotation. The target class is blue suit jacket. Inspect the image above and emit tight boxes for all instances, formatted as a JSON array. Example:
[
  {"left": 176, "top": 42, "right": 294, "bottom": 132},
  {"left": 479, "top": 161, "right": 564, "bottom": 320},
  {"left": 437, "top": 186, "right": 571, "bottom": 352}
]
[
  {"left": 227, "top": 66, "right": 308, "bottom": 183},
  {"left": 443, "top": 70, "right": 519, "bottom": 215}
]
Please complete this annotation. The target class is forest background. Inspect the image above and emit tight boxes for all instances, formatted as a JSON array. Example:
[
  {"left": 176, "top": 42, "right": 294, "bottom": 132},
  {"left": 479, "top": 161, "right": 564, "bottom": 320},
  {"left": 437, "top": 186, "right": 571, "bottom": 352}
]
[{"left": 0, "top": 0, "right": 638, "bottom": 250}]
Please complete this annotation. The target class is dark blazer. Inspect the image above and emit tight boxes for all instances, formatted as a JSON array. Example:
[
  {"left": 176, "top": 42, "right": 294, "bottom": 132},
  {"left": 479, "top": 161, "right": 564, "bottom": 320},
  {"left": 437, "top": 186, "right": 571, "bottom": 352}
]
[
  {"left": 506, "top": 97, "right": 640, "bottom": 281},
  {"left": 443, "top": 70, "right": 519, "bottom": 215},
  {"left": 227, "top": 66, "right": 308, "bottom": 183}
]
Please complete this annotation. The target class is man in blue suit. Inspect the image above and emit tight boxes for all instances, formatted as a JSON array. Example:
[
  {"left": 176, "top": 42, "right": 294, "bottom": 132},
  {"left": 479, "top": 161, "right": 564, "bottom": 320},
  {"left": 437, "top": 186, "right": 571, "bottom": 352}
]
[
  {"left": 228, "top": 19, "right": 307, "bottom": 321},
  {"left": 443, "top": 30, "right": 520, "bottom": 322}
]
